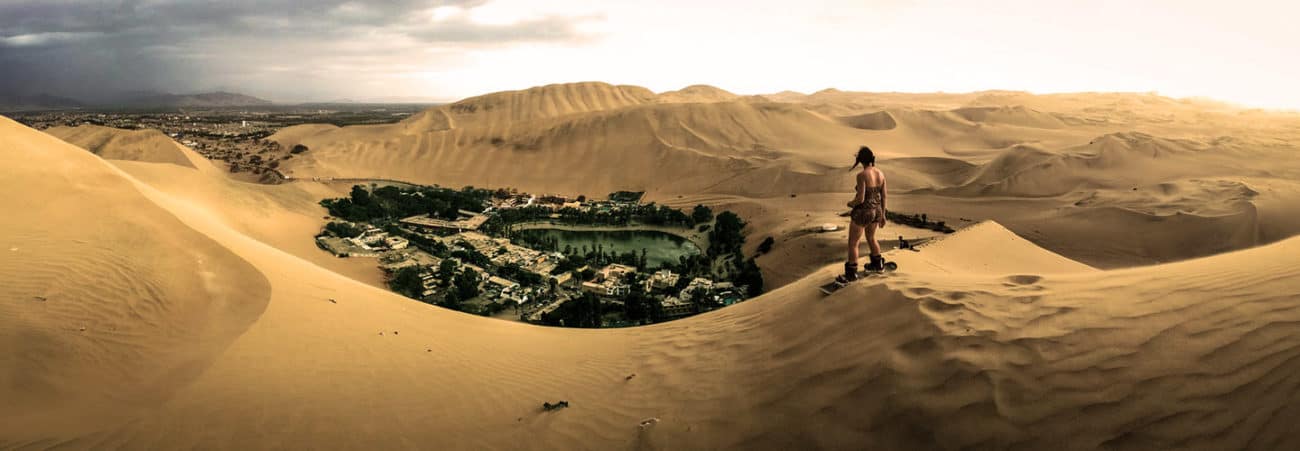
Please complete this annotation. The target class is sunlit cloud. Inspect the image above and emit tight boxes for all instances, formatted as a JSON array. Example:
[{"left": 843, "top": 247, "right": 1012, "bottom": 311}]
[{"left": 0, "top": 0, "right": 1297, "bottom": 108}]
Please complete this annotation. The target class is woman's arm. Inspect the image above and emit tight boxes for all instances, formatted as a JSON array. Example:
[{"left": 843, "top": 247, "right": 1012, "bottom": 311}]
[
  {"left": 848, "top": 172, "right": 867, "bottom": 207},
  {"left": 878, "top": 174, "right": 888, "bottom": 226}
]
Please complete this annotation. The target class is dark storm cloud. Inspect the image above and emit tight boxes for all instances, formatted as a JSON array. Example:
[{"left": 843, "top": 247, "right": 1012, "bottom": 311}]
[{"left": 0, "top": 0, "right": 597, "bottom": 102}]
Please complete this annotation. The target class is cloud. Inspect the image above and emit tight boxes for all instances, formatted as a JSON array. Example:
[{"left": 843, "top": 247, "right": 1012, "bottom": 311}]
[
  {"left": 0, "top": 31, "right": 104, "bottom": 47},
  {"left": 0, "top": 0, "right": 603, "bottom": 101}
]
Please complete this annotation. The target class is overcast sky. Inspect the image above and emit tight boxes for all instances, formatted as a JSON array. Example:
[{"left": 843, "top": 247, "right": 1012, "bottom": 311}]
[{"left": 2, "top": 0, "right": 1297, "bottom": 108}]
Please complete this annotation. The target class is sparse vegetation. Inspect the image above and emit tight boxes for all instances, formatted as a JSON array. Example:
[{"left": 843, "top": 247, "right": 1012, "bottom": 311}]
[
  {"left": 388, "top": 265, "right": 425, "bottom": 299},
  {"left": 320, "top": 184, "right": 493, "bottom": 223},
  {"left": 886, "top": 211, "right": 955, "bottom": 233}
]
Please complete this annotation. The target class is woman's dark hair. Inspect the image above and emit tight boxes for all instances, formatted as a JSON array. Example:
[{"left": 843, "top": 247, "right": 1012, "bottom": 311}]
[{"left": 852, "top": 146, "right": 875, "bottom": 169}]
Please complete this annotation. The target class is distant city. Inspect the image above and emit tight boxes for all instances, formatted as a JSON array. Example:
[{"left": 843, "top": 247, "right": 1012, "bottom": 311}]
[{"left": 11, "top": 103, "right": 434, "bottom": 182}]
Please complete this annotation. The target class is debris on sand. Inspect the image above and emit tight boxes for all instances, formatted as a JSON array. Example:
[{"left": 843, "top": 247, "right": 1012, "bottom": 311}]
[
  {"left": 393, "top": 331, "right": 398, "bottom": 335},
  {"left": 328, "top": 298, "right": 337, "bottom": 304},
  {"left": 625, "top": 373, "right": 636, "bottom": 381},
  {"left": 639, "top": 418, "right": 659, "bottom": 430},
  {"left": 542, "top": 401, "right": 569, "bottom": 411},
  {"left": 33, "top": 296, "right": 47, "bottom": 302}
]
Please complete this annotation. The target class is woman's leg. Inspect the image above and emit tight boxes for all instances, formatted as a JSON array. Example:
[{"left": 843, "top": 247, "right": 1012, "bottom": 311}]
[
  {"left": 866, "top": 221, "right": 881, "bottom": 256},
  {"left": 847, "top": 223, "right": 864, "bottom": 264}
]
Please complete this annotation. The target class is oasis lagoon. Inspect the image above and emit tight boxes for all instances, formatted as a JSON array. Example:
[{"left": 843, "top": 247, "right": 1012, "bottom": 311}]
[{"left": 514, "top": 229, "right": 702, "bottom": 269}]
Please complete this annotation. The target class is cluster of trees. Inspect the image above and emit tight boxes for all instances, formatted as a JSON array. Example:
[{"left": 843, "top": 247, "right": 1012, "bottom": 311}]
[
  {"left": 385, "top": 258, "right": 482, "bottom": 312},
  {"left": 482, "top": 202, "right": 708, "bottom": 234},
  {"left": 631, "top": 203, "right": 693, "bottom": 227},
  {"left": 540, "top": 292, "right": 614, "bottom": 328},
  {"left": 497, "top": 263, "right": 545, "bottom": 287},
  {"left": 386, "top": 224, "right": 450, "bottom": 256},
  {"left": 608, "top": 191, "right": 645, "bottom": 203},
  {"left": 387, "top": 266, "right": 425, "bottom": 299},
  {"left": 708, "top": 211, "right": 746, "bottom": 257},
  {"left": 320, "top": 185, "right": 493, "bottom": 224},
  {"left": 692, "top": 205, "right": 714, "bottom": 224},
  {"left": 734, "top": 259, "right": 764, "bottom": 297},
  {"left": 513, "top": 233, "right": 652, "bottom": 271},
  {"left": 513, "top": 233, "right": 562, "bottom": 253},
  {"left": 440, "top": 269, "right": 481, "bottom": 310},
  {"left": 706, "top": 211, "right": 765, "bottom": 296},
  {"left": 320, "top": 221, "right": 364, "bottom": 238},
  {"left": 621, "top": 273, "right": 662, "bottom": 323},
  {"left": 450, "top": 247, "right": 492, "bottom": 269}
]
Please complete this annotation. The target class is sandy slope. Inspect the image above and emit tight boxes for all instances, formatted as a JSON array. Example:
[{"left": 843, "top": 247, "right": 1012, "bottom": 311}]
[
  {"left": 45, "top": 124, "right": 386, "bottom": 287},
  {"left": 1, "top": 118, "right": 270, "bottom": 438},
  {"left": 5, "top": 116, "right": 1300, "bottom": 450},
  {"left": 655, "top": 85, "right": 740, "bottom": 104},
  {"left": 44, "top": 124, "right": 199, "bottom": 169},
  {"left": 262, "top": 82, "right": 1300, "bottom": 268}
]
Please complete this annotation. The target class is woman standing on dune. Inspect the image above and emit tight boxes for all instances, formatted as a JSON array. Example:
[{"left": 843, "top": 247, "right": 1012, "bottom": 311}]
[{"left": 838, "top": 146, "right": 887, "bottom": 284}]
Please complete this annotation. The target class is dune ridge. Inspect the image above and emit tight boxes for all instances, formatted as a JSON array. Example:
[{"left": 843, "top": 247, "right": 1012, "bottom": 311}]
[
  {"left": 655, "top": 85, "right": 740, "bottom": 104},
  {"left": 44, "top": 124, "right": 199, "bottom": 169}
]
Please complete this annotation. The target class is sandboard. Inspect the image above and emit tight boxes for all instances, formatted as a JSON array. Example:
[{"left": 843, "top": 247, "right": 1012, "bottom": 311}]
[{"left": 818, "top": 261, "right": 897, "bottom": 295}]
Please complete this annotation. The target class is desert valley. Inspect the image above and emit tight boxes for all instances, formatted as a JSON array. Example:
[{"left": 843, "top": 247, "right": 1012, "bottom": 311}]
[{"left": 5, "top": 80, "right": 1300, "bottom": 449}]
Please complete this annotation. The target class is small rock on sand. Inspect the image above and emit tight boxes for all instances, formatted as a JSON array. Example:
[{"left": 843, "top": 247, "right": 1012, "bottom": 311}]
[{"left": 638, "top": 418, "right": 659, "bottom": 430}]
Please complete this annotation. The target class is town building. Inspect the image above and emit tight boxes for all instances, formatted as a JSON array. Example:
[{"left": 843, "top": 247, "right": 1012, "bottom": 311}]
[
  {"left": 399, "top": 210, "right": 490, "bottom": 233},
  {"left": 582, "top": 280, "right": 631, "bottom": 297},
  {"left": 646, "top": 269, "right": 680, "bottom": 291},
  {"left": 681, "top": 277, "right": 714, "bottom": 300},
  {"left": 660, "top": 296, "right": 695, "bottom": 319},
  {"left": 384, "top": 236, "right": 410, "bottom": 250},
  {"left": 599, "top": 264, "right": 637, "bottom": 280}
]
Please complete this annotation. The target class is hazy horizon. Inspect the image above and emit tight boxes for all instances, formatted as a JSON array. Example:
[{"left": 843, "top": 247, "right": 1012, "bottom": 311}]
[{"left": 2, "top": 0, "right": 1298, "bottom": 109}]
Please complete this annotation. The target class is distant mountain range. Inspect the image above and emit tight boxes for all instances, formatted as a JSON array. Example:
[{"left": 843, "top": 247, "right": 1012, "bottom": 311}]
[
  {"left": 0, "top": 91, "right": 274, "bottom": 111},
  {"left": 111, "top": 91, "right": 273, "bottom": 108},
  {"left": 0, "top": 93, "right": 85, "bottom": 112}
]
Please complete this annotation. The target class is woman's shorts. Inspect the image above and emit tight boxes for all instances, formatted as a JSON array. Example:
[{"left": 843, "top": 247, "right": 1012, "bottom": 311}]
[{"left": 850, "top": 205, "right": 881, "bottom": 227}]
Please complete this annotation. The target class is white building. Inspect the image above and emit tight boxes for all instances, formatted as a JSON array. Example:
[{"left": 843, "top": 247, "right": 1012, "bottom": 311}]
[{"left": 646, "top": 269, "right": 680, "bottom": 291}]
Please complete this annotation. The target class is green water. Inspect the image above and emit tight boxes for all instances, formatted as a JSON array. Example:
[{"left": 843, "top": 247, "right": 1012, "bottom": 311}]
[{"left": 516, "top": 229, "right": 701, "bottom": 268}]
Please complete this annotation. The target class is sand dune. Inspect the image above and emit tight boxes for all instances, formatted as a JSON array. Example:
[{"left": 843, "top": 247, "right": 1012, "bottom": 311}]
[
  {"left": 937, "top": 132, "right": 1251, "bottom": 197},
  {"left": 1, "top": 117, "right": 269, "bottom": 438},
  {"left": 7, "top": 80, "right": 1300, "bottom": 449},
  {"left": 839, "top": 110, "right": 898, "bottom": 130},
  {"left": 43, "top": 124, "right": 387, "bottom": 287},
  {"left": 275, "top": 98, "right": 872, "bottom": 197},
  {"left": 259, "top": 81, "right": 1300, "bottom": 269},
  {"left": 6, "top": 112, "right": 1300, "bottom": 449},
  {"left": 44, "top": 124, "right": 199, "bottom": 169},
  {"left": 407, "top": 81, "right": 657, "bottom": 132},
  {"left": 655, "top": 84, "right": 740, "bottom": 103}
]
